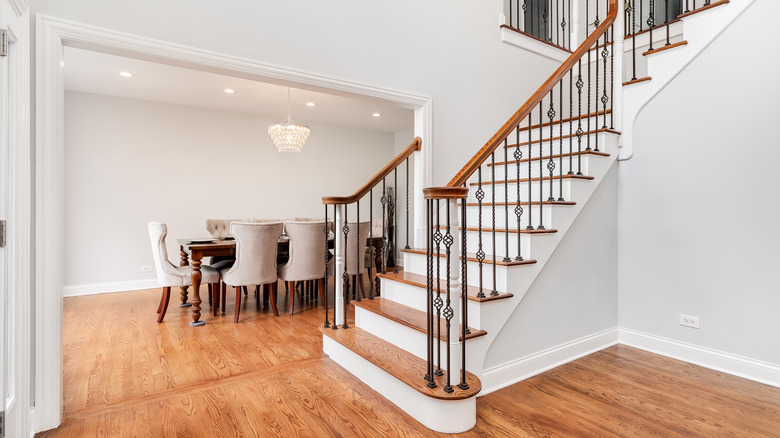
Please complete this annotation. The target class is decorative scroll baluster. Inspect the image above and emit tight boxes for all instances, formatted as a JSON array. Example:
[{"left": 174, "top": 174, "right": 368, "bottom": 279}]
[
  {"left": 547, "top": 92, "right": 556, "bottom": 202},
  {"left": 538, "top": 104, "right": 545, "bottom": 230},
  {"left": 324, "top": 205, "right": 330, "bottom": 328},
  {"left": 425, "top": 199, "right": 436, "bottom": 388},
  {"left": 459, "top": 191, "right": 469, "bottom": 390},
  {"left": 381, "top": 179, "right": 387, "bottom": 274},
  {"left": 475, "top": 168, "right": 485, "bottom": 298},
  {"left": 342, "top": 205, "right": 350, "bottom": 329},
  {"left": 503, "top": 140, "right": 511, "bottom": 262},
  {"left": 601, "top": 28, "right": 610, "bottom": 134},
  {"left": 527, "top": 114, "right": 534, "bottom": 230},
  {"left": 569, "top": 68, "right": 574, "bottom": 175},
  {"left": 558, "top": 80, "right": 564, "bottom": 201},
  {"left": 490, "top": 151, "right": 498, "bottom": 296},
  {"left": 393, "top": 168, "right": 399, "bottom": 273},
  {"left": 610, "top": 24, "right": 615, "bottom": 129},
  {"left": 522, "top": 0, "right": 528, "bottom": 32},
  {"left": 442, "top": 200, "right": 455, "bottom": 393},
  {"left": 355, "top": 201, "right": 361, "bottom": 302},
  {"left": 648, "top": 0, "right": 655, "bottom": 51},
  {"left": 576, "top": 60, "right": 584, "bottom": 175},
  {"left": 405, "top": 158, "right": 410, "bottom": 250},
  {"left": 369, "top": 189, "right": 374, "bottom": 299},
  {"left": 594, "top": 1, "right": 600, "bottom": 154},
  {"left": 630, "top": 0, "right": 637, "bottom": 80},
  {"left": 433, "top": 200, "right": 444, "bottom": 377},
  {"left": 514, "top": 125, "right": 524, "bottom": 261}
]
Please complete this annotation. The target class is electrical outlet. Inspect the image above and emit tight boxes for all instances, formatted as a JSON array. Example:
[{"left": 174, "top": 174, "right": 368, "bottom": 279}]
[
  {"left": 679, "top": 314, "right": 699, "bottom": 329},
  {"left": 141, "top": 265, "right": 152, "bottom": 273}
]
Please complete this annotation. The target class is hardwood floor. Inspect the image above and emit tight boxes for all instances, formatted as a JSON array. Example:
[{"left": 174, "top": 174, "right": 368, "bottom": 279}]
[{"left": 40, "top": 286, "right": 780, "bottom": 437}]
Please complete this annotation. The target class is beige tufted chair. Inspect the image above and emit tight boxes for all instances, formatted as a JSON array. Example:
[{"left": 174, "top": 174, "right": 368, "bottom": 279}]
[
  {"left": 278, "top": 221, "right": 330, "bottom": 315},
  {"left": 329, "top": 221, "right": 371, "bottom": 299},
  {"left": 220, "top": 222, "right": 284, "bottom": 322},
  {"left": 148, "top": 221, "right": 220, "bottom": 323}
]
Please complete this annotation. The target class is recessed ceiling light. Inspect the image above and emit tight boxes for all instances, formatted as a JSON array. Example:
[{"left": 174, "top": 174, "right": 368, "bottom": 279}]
[
  {"left": 224, "top": 89, "right": 235, "bottom": 94},
  {"left": 119, "top": 71, "right": 133, "bottom": 78},
  {"left": 306, "top": 102, "right": 316, "bottom": 107},
  {"left": 372, "top": 113, "right": 381, "bottom": 117}
]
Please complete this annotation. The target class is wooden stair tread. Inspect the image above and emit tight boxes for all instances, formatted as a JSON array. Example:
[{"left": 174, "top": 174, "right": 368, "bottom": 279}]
[
  {"left": 623, "top": 76, "right": 652, "bottom": 86},
  {"left": 678, "top": 0, "right": 729, "bottom": 19},
  {"left": 643, "top": 40, "right": 688, "bottom": 56},
  {"left": 377, "top": 271, "right": 514, "bottom": 303},
  {"left": 462, "top": 226, "right": 557, "bottom": 234},
  {"left": 353, "top": 297, "right": 487, "bottom": 341},
  {"left": 399, "top": 247, "right": 538, "bottom": 267},
  {"left": 469, "top": 174, "right": 594, "bottom": 186},
  {"left": 462, "top": 200, "right": 576, "bottom": 207},
  {"left": 505, "top": 128, "right": 621, "bottom": 149},
  {"left": 489, "top": 150, "right": 610, "bottom": 167},
  {"left": 321, "top": 326, "right": 481, "bottom": 400},
  {"left": 624, "top": 20, "right": 682, "bottom": 40}
]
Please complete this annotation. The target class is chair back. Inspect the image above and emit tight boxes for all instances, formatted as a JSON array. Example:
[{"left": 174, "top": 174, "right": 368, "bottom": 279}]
[
  {"left": 344, "top": 221, "right": 370, "bottom": 275},
  {"left": 147, "top": 221, "right": 181, "bottom": 285},
  {"left": 280, "top": 221, "right": 328, "bottom": 281},
  {"left": 222, "top": 221, "right": 284, "bottom": 286}
]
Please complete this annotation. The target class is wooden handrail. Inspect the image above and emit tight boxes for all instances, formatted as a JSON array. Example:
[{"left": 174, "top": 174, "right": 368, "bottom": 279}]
[
  {"left": 322, "top": 137, "right": 422, "bottom": 205},
  {"left": 443, "top": 0, "right": 618, "bottom": 190}
]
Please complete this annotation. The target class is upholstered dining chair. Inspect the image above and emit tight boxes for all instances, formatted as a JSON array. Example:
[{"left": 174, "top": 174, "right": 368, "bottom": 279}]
[
  {"left": 278, "top": 221, "right": 330, "bottom": 315},
  {"left": 220, "top": 221, "right": 284, "bottom": 322},
  {"left": 148, "top": 221, "right": 220, "bottom": 323},
  {"left": 329, "top": 221, "right": 371, "bottom": 299}
]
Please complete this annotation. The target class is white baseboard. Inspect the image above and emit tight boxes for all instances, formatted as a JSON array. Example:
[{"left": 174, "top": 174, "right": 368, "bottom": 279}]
[
  {"left": 63, "top": 279, "right": 158, "bottom": 297},
  {"left": 619, "top": 327, "right": 780, "bottom": 388},
  {"left": 480, "top": 327, "right": 620, "bottom": 395}
]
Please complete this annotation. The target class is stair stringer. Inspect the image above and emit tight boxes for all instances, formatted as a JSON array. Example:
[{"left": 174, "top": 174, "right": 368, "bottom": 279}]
[
  {"left": 619, "top": 0, "right": 757, "bottom": 160},
  {"left": 446, "top": 134, "right": 618, "bottom": 385}
]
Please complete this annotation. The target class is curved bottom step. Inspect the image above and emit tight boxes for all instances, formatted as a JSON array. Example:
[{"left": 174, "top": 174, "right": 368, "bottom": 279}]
[{"left": 321, "top": 326, "right": 480, "bottom": 433}]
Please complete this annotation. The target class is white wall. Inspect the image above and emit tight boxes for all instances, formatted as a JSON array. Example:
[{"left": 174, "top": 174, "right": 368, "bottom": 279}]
[
  {"left": 484, "top": 163, "right": 618, "bottom": 369},
  {"left": 618, "top": 0, "right": 780, "bottom": 366},
  {"left": 64, "top": 90, "right": 396, "bottom": 291},
  {"left": 31, "top": 0, "right": 560, "bottom": 187}
]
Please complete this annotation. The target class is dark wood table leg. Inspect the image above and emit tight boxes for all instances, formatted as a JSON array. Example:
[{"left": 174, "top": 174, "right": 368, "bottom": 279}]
[
  {"left": 189, "top": 253, "right": 205, "bottom": 326},
  {"left": 179, "top": 246, "right": 192, "bottom": 307}
]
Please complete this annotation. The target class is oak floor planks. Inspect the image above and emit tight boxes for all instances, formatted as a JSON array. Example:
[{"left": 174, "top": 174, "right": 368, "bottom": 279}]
[{"left": 39, "top": 286, "right": 780, "bottom": 437}]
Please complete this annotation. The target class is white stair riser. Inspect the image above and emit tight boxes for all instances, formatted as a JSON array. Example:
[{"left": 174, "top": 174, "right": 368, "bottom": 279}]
[
  {"left": 465, "top": 204, "right": 559, "bottom": 230},
  {"left": 322, "top": 336, "right": 477, "bottom": 433},
  {"left": 488, "top": 154, "right": 595, "bottom": 180},
  {"left": 467, "top": 180, "right": 574, "bottom": 204}
]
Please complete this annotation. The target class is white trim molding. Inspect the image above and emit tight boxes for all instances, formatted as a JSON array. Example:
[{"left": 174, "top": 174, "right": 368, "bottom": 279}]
[
  {"left": 619, "top": 327, "right": 780, "bottom": 389},
  {"left": 8, "top": 0, "right": 28, "bottom": 17},
  {"left": 63, "top": 280, "right": 159, "bottom": 297},
  {"left": 35, "top": 14, "right": 434, "bottom": 431},
  {"left": 480, "top": 327, "right": 619, "bottom": 395}
]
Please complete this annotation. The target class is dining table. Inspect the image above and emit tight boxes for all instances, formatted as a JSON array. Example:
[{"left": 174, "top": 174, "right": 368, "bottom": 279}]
[{"left": 177, "top": 236, "right": 385, "bottom": 326}]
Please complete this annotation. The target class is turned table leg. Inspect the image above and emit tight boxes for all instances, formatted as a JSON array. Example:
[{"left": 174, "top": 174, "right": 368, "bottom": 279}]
[
  {"left": 179, "top": 246, "right": 192, "bottom": 307},
  {"left": 189, "top": 253, "right": 205, "bottom": 327}
]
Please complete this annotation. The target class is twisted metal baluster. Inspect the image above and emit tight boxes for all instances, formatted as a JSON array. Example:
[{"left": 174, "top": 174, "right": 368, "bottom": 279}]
[
  {"left": 491, "top": 151, "right": 498, "bottom": 296},
  {"left": 538, "top": 104, "right": 545, "bottom": 230},
  {"left": 601, "top": 28, "right": 610, "bottom": 133},
  {"left": 369, "top": 189, "right": 374, "bottom": 299},
  {"left": 543, "top": 0, "right": 549, "bottom": 41},
  {"left": 522, "top": 0, "right": 528, "bottom": 32},
  {"left": 324, "top": 205, "right": 330, "bottom": 328},
  {"left": 586, "top": 0, "right": 591, "bottom": 152},
  {"left": 558, "top": 79, "right": 564, "bottom": 201},
  {"left": 631, "top": 0, "right": 637, "bottom": 80},
  {"left": 425, "top": 199, "right": 436, "bottom": 388},
  {"left": 527, "top": 113, "right": 534, "bottom": 230},
  {"left": 405, "top": 158, "right": 410, "bottom": 250},
  {"left": 442, "top": 199, "right": 455, "bottom": 393},
  {"left": 459, "top": 191, "right": 470, "bottom": 390},
  {"left": 611, "top": 23, "right": 615, "bottom": 129},
  {"left": 547, "top": 91, "right": 556, "bottom": 202},
  {"left": 648, "top": 0, "right": 655, "bottom": 51},
  {"left": 503, "top": 139, "right": 511, "bottom": 262},
  {"left": 331, "top": 205, "right": 338, "bottom": 330},
  {"left": 569, "top": 67, "right": 574, "bottom": 175},
  {"left": 433, "top": 200, "right": 444, "bottom": 377},
  {"left": 594, "top": 9, "right": 600, "bottom": 154},
  {"left": 514, "top": 125, "right": 524, "bottom": 261},
  {"left": 393, "top": 168, "right": 399, "bottom": 273},
  {"left": 381, "top": 179, "right": 387, "bottom": 274},
  {"left": 561, "top": 0, "right": 567, "bottom": 49},
  {"left": 576, "top": 60, "right": 584, "bottom": 175},
  {"left": 475, "top": 168, "right": 485, "bottom": 298},
  {"left": 342, "top": 204, "right": 350, "bottom": 329},
  {"left": 355, "top": 201, "right": 361, "bottom": 302},
  {"left": 556, "top": 0, "right": 560, "bottom": 46}
]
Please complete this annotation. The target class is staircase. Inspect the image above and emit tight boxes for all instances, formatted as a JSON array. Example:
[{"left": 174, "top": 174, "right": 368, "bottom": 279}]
[{"left": 321, "top": 0, "right": 738, "bottom": 432}]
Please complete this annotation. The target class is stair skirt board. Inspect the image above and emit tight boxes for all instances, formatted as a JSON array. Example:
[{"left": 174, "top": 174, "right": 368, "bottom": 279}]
[
  {"left": 323, "top": 335, "right": 477, "bottom": 433},
  {"left": 480, "top": 327, "right": 619, "bottom": 395}
]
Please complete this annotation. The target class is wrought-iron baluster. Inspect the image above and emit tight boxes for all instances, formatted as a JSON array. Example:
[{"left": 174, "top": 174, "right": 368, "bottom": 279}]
[
  {"left": 443, "top": 199, "right": 455, "bottom": 393},
  {"left": 522, "top": 0, "right": 528, "bottom": 32},
  {"left": 510, "top": 0, "right": 514, "bottom": 28},
  {"left": 503, "top": 139, "right": 511, "bottom": 262},
  {"left": 640, "top": 0, "right": 644, "bottom": 31},
  {"left": 381, "top": 179, "right": 387, "bottom": 274},
  {"left": 433, "top": 200, "right": 444, "bottom": 377},
  {"left": 547, "top": 91, "right": 556, "bottom": 202},
  {"left": 369, "top": 189, "right": 374, "bottom": 299},
  {"left": 558, "top": 79, "right": 564, "bottom": 201},
  {"left": 342, "top": 204, "right": 350, "bottom": 329},
  {"left": 576, "top": 60, "right": 584, "bottom": 175},
  {"left": 475, "top": 168, "right": 485, "bottom": 298},
  {"left": 631, "top": 0, "right": 637, "bottom": 80},
  {"left": 556, "top": 0, "right": 560, "bottom": 46},
  {"left": 685, "top": 0, "right": 690, "bottom": 13},
  {"left": 586, "top": 0, "right": 591, "bottom": 152},
  {"left": 543, "top": 0, "right": 549, "bottom": 41},
  {"left": 648, "top": 0, "right": 655, "bottom": 51},
  {"left": 610, "top": 23, "right": 615, "bottom": 129},
  {"left": 515, "top": 125, "right": 524, "bottom": 261},
  {"left": 393, "top": 168, "right": 399, "bottom": 273},
  {"left": 538, "top": 104, "right": 545, "bottom": 230},
  {"left": 490, "top": 151, "right": 498, "bottom": 296},
  {"left": 569, "top": 67, "right": 574, "bottom": 175},
  {"left": 459, "top": 191, "right": 469, "bottom": 390},
  {"left": 527, "top": 114, "right": 534, "bottom": 230},
  {"left": 601, "top": 28, "right": 610, "bottom": 134},
  {"left": 425, "top": 199, "right": 436, "bottom": 388},
  {"left": 561, "top": 0, "right": 567, "bottom": 49},
  {"left": 594, "top": 6, "right": 600, "bottom": 154},
  {"left": 405, "top": 158, "right": 410, "bottom": 250},
  {"left": 355, "top": 201, "right": 361, "bottom": 302},
  {"left": 666, "top": 0, "right": 671, "bottom": 46},
  {"left": 324, "top": 205, "right": 330, "bottom": 328},
  {"left": 567, "top": 0, "right": 571, "bottom": 49}
]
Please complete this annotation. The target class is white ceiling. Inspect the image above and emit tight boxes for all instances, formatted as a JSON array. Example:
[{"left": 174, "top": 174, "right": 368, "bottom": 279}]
[{"left": 63, "top": 47, "right": 414, "bottom": 133}]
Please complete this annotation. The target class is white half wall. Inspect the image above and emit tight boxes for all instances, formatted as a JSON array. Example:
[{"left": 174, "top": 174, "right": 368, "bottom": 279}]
[
  {"left": 618, "top": 0, "right": 780, "bottom": 368},
  {"left": 64, "top": 90, "right": 396, "bottom": 293},
  {"left": 482, "top": 163, "right": 619, "bottom": 391}
]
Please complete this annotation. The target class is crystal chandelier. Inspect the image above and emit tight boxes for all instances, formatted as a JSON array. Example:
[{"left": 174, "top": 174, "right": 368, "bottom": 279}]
[{"left": 268, "top": 88, "right": 311, "bottom": 153}]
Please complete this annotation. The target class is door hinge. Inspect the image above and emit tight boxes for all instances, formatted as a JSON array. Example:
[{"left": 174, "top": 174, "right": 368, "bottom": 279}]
[
  {"left": 0, "top": 220, "right": 6, "bottom": 248},
  {"left": 0, "top": 29, "right": 8, "bottom": 57}
]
